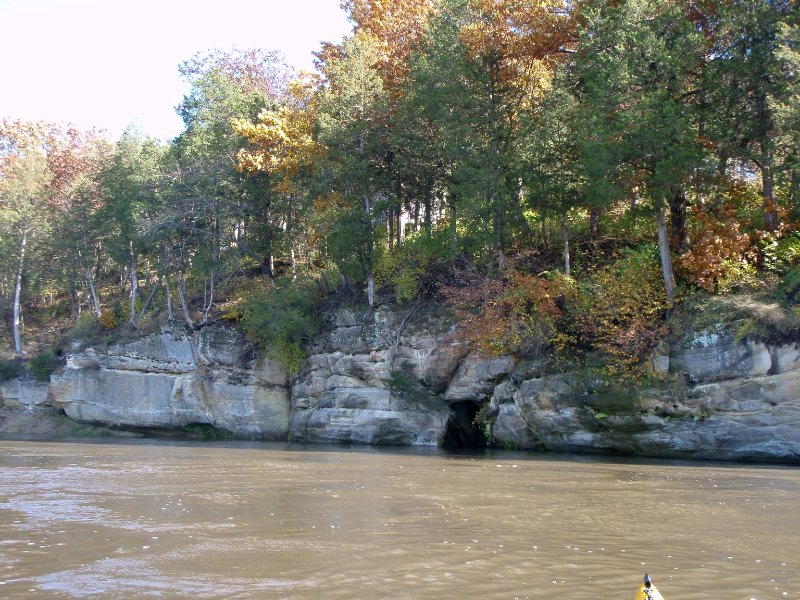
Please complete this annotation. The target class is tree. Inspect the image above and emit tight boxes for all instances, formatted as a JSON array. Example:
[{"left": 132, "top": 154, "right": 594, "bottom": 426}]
[
  {"left": 0, "top": 123, "right": 50, "bottom": 356},
  {"left": 575, "top": 0, "right": 706, "bottom": 305},
  {"left": 232, "top": 75, "right": 324, "bottom": 278},
  {"left": 97, "top": 129, "right": 164, "bottom": 327},
  {"left": 771, "top": 7, "right": 800, "bottom": 213},
  {"left": 317, "top": 32, "right": 390, "bottom": 305},
  {"left": 342, "top": 0, "right": 434, "bottom": 94},
  {"left": 168, "top": 49, "right": 292, "bottom": 322},
  {"left": 705, "top": 0, "right": 795, "bottom": 231},
  {"left": 519, "top": 67, "right": 585, "bottom": 275},
  {"left": 47, "top": 127, "right": 112, "bottom": 319}
]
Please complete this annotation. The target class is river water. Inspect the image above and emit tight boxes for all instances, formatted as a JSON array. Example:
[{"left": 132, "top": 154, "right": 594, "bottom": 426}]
[{"left": 0, "top": 439, "right": 798, "bottom": 599}]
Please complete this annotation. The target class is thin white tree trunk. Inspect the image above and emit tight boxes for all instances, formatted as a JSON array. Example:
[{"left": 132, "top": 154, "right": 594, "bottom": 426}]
[
  {"left": 129, "top": 245, "right": 138, "bottom": 326},
  {"left": 177, "top": 276, "right": 194, "bottom": 328},
  {"left": 13, "top": 229, "right": 28, "bottom": 358},
  {"left": 137, "top": 278, "right": 161, "bottom": 323},
  {"left": 656, "top": 205, "right": 676, "bottom": 307},
  {"left": 562, "top": 211, "right": 570, "bottom": 277},
  {"left": 201, "top": 272, "right": 214, "bottom": 324},
  {"left": 86, "top": 273, "right": 101, "bottom": 318},
  {"left": 84, "top": 242, "right": 102, "bottom": 318},
  {"left": 365, "top": 195, "right": 374, "bottom": 307},
  {"left": 164, "top": 274, "right": 174, "bottom": 321}
]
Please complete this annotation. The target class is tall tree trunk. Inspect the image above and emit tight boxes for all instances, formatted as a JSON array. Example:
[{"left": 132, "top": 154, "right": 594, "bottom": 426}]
[
  {"left": 758, "top": 89, "right": 779, "bottom": 231},
  {"left": 129, "top": 245, "right": 138, "bottom": 326},
  {"left": 669, "top": 186, "right": 688, "bottom": 254},
  {"left": 80, "top": 236, "right": 101, "bottom": 317},
  {"left": 562, "top": 211, "right": 570, "bottom": 277},
  {"left": 177, "top": 276, "right": 194, "bottom": 328},
  {"left": 137, "top": 278, "right": 161, "bottom": 323},
  {"left": 656, "top": 205, "right": 676, "bottom": 307},
  {"left": 540, "top": 208, "right": 548, "bottom": 248},
  {"left": 388, "top": 205, "right": 395, "bottom": 252},
  {"left": 424, "top": 194, "right": 432, "bottom": 237},
  {"left": 86, "top": 270, "right": 101, "bottom": 318},
  {"left": 761, "top": 158, "right": 779, "bottom": 232},
  {"left": 201, "top": 272, "right": 214, "bottom": 324},
  {"left": 396, "top": 204, "right": 402, "bottom": 247},
  {"left": 365, "top": 195, "right": 374, "bottom": 307},
  {"left": 13, "top": 229, "right": 28, "bottom": 358},
  {"left": 449, "top": 195, "right": 458, "bottom": 259},
  {"left": 164, "top": 273, "right": 174, "bottom": 321},
  {"left": 588, "top": 206, "right": 601, "bottom": 237},
  {"left": 423, "top": 178, "right": 433, "bottom": 237}
]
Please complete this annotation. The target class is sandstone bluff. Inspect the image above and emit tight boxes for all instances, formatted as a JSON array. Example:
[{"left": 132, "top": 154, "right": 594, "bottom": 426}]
[{"left": 2, "top": 306, "right": 799, "bottom": 462}]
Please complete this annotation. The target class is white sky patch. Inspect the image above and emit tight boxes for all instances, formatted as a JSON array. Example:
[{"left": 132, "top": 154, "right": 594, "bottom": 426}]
[{"left": 0, "top": 0, "right": 352, "bottom": 140}]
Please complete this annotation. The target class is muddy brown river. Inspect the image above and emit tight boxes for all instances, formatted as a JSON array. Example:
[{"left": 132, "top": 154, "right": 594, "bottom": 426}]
[{"left": 0, "top": 438, "right": 798, "bottom": 599}]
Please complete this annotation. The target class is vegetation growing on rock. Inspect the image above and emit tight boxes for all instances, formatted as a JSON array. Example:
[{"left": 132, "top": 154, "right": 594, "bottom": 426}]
[{"left": 1, "top": 0, "right": 799, "bottom": 382}]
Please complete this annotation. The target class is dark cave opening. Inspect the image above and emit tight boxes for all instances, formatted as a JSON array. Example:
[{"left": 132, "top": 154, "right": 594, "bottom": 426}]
[{"left": 441, "top": 400, "right": 487, "bottom": 449}]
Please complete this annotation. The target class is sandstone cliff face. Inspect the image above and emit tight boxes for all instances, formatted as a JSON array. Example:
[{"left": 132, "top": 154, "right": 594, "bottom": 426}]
[
  {"left": 291, "top": 307, "right": 479, "bottom": 445},
  {"left": 48, "top": 326, "right": 290, "bottom": 439},
  {"left": 2, "top": 308, "right": 800, "bottom": 461},
  {"left": 489, "top": 329, "right": 800, "bottom": 461}
]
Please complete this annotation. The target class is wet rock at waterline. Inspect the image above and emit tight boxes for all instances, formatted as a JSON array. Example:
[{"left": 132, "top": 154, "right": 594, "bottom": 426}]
[{"left": 2, "top": 308, "right": 800, "bottom": 461}]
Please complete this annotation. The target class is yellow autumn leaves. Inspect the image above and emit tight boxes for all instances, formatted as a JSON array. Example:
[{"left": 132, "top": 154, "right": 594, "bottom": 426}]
[{"left": 231, "top": 76, "right": 323, "bottom": 195}]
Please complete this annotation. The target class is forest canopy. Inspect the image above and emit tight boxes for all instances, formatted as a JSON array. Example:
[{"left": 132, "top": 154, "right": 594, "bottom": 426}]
[{"left": 2, "top": 0, "right": 799, "bottom": 380}]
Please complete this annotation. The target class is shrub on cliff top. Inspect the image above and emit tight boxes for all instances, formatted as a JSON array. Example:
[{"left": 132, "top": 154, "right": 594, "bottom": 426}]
[
  {"left": 679, "top": 293, "right": 800, "bottom": 345},
  {"left": 29, "top": 351, "right": 56, "bottom": 382},
  {"left": 0, "top": 359, "right": 22, "bottom": 382},
  {"left": 573, "top": 245, "right": 671, "bottom": 381},
  {"left": 443, "top": 266, "right": 576, "bottom": 359},
  {"left": 239, "top": 277, "right": 323, "bottom": 375}
]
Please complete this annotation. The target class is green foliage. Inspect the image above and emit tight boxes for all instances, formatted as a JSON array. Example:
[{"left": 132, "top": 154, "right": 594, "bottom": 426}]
[
  {"left": 240, "top": 278, "right": 322, "bottom": 375},
  {"left": 375, "top": 229, "right": 452, "bottom": 303},
  {"left": 28, "top": 351, "right": 56, "bottom": 382},
  {"left": 4, "top": 0, "right": 800, "bottom": 400},
  {"left": 762, "top": 232, "right": 800, "bottom": 276},
  {"left": 326, "top": 207, "right": 375, "bottom": 284},
  {"left": 220, "top": 276, "right": 274, "bottom": 321},
  {"left": 383, "top": 364, "right": 419, "bottom": 397},
  {"left": 182, "top": 423, "right": 235, "bottom": 441},
  {"left": 683, "top": 293, "right": 800, "bottom": 345},
  {"left": 573, "top": 245, "right": 670, "bottom": 380},
  {"left": 68, "top": 312, "right": 103, "bottom": 340},
  {"left": 777, "top": 265, "right": 800, "bottom": 304},
  {"left": 271, "top": 340, "right": 308, "bottom": 377},
  {"left": 0, "top": 359, "right": 22, "bottom": 382}
]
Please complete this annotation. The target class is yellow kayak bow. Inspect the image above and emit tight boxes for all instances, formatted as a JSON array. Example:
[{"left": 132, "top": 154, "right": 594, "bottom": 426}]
[{"left": 633, "top": 574, "right": 665, "bottom": 600}]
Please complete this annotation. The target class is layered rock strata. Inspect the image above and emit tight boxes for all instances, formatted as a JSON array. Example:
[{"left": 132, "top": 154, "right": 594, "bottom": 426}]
[
  {"left": 48, "top": 326, "right": 290, "bottom": 439},
  {"left": 2, "top": 309, "right": 799, "bottom": 461}
]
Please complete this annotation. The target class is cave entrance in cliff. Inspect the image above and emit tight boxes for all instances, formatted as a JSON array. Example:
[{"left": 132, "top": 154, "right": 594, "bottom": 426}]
[{"left": 442, "top": 401, "right": 487, "bottom": 449}]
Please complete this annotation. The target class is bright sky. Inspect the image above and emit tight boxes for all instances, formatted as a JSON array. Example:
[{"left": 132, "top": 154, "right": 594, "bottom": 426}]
[{"left": 0, "top": 0, "right": 352, "bottom": 140}]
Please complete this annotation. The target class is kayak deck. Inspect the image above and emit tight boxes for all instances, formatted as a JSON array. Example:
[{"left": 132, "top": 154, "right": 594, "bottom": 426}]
[{"left": 633, "top": 574, "right": 665, "bottom": 600}]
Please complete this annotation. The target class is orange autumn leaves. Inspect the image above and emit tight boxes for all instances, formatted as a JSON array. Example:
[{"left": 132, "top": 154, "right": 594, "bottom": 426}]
[
  {"left": 460, "top": 0, "right": 574, "bottom": 102},
  {"left": 233, "top": 0, "right": 574, "bottom": 191},
  {"left": 444, "top": 270, "right": 576, "bottom": 357},
  {"left": 343, "top": 0, "right": 434, "bottom": 94}
]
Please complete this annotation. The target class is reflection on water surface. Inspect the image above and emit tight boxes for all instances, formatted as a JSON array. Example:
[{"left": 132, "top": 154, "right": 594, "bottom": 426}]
[{"left": 1, "top": 438, "right": 798, "bottom": 599}]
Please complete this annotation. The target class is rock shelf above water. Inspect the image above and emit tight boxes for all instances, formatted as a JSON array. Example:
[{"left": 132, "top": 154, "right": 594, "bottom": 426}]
[{"left": 2, "top": 307, "right": 800, "bottom": 462}]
